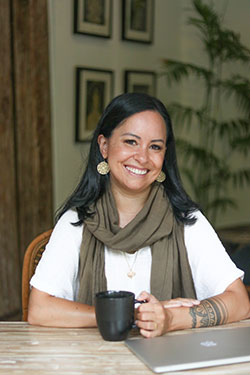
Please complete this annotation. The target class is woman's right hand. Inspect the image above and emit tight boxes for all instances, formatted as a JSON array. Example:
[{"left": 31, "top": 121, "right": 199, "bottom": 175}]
[{"left": 135, "top": 291, "right": 200, "bottom": 337}]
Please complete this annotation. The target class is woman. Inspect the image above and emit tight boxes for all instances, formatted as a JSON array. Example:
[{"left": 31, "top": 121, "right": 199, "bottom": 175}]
[{"left": 28, "top": 93, "right": 250, "bottom": 337}]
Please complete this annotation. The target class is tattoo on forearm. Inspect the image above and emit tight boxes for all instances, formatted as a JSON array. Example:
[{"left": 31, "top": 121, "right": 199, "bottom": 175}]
[{"left": 189, "top": 297, "right": 228, "bottom": 328}]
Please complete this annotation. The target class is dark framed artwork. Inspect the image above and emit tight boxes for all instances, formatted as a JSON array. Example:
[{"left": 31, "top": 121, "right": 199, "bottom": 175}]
[
  {"left": 75, "top": 67, "right": 113, "bottom": 142},
  {"left": 122, "top": 0, "right": 154, "bottom": 43},
  {"left": 124, "top": 70, "right": 156, "bottom": 96},
  {"left": 74, "top": 0, "right": 112, "bottom": 38}
]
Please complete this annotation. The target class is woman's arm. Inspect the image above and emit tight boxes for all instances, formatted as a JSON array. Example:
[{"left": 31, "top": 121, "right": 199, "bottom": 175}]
[
  {"left": 28, "top": 287, "right": 97, "bottom": 327},
  {"left": 136, "top": 278, "right": 250, "bottom": 338}
]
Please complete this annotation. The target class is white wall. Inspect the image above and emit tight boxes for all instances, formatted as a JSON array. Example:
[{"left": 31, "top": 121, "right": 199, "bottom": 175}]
[{"left": 48, "top": 0, "right": 250, "bottom": 227}]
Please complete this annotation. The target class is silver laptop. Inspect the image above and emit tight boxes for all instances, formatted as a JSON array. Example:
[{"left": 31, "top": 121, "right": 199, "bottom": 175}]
[{"left": 125, "top": 326, "right": 250, "bottom": 373}]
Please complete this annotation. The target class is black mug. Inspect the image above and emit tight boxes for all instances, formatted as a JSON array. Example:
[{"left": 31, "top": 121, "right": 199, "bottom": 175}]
[{"left": 95, "top": 290, "right": 144, "bottom": 341}]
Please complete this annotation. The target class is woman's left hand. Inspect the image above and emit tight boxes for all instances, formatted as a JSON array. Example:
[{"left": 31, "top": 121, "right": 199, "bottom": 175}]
[{"left": 135, "top": 291, "right": 169, "bottom": 337}]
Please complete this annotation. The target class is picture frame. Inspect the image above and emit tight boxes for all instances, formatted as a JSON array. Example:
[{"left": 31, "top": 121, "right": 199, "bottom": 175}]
[
  {"left": 74, "top": 0, "right": 112, "bottom": 38},
  {"left": 124, "top": 70, "right": 156, "bottom": 96},
  {"left": 75, "top": 67, "right": 113, "bottom": 142},
  {"left": 122, "top": 0, "right": 154, "bottom": 43}
]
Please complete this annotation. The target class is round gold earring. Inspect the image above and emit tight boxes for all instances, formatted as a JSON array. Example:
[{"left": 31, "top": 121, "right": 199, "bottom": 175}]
[
  {"left": 156, "top": 171, "right": 166, "bottom": 183},
  {"left": 97, "top": 161, "right": 110, "bottom": 175}
]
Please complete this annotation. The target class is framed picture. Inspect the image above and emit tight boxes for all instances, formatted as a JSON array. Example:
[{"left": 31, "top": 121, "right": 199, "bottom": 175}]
[
  {"left": 74, "top": 0, "right": 112, "bottom": 38},
  {"left": 124, "top": 70, "right": 156, "bottom": 96},
  {"left": 75, "top": 67, "right": 113, "bottom": 142},
  {"left": 122, "top": 0, "right": 154, "bottom": 43}
]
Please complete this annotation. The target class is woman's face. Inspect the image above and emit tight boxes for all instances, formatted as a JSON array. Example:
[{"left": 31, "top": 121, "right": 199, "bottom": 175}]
[{"left": 98, "top": 110, "right": 167, "bottom": 196}]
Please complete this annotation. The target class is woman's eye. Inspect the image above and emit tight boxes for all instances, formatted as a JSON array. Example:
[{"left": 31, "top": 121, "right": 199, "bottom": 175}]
[
  {"left": 124, "top": 139, "right": 137, "bottom": 145},
  {"left": 150, "top": 144, "right": 162, "bottom": 151}
]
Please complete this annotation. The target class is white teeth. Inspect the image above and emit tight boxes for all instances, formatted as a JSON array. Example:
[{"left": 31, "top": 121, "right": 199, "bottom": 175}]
[{"left": 126, "top": 166, "right": 147, "bottom": 175}]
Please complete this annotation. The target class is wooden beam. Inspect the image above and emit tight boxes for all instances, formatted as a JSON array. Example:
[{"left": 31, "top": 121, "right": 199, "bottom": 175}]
[{"left": 12, "top": 0, "right": 53, "bottom": 260}]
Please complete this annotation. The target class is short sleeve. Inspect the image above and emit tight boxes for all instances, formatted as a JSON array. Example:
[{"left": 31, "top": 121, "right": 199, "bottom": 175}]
[
  {"left": 184, "top": 211, "right": 244, "bottom": 301},
  {"left": 30, "top": 209, "right": 82, "bottom": 301}
]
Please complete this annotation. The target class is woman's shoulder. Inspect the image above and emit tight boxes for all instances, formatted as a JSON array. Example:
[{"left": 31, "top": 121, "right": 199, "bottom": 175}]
[
  {"left": 50, "top": 209, "right": 83, "bottom": 247},
  {"left": 57, "top": 208, "right": 80, "bottom": 224},
  {"left": 184, "top": 209, "right": 221, "bottom": 244},
  {"left": 185, "top": 210, "right": 212, "bottom": 230}
]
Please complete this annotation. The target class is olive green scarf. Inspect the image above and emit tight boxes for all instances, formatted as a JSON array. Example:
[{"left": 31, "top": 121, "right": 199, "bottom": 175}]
[{"left": 77, "top": 183, "right": 196, "bottom": 305}]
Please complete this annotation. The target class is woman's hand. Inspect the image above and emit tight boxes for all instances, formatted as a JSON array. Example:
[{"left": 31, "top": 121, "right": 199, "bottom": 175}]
[
  {"left": 136, "top": 279, "right": 250, "bottom": 337},
  {"left": 163, "top": 297, "right": 200, "bottom": 309},
  {"left": 135, "top": 291, "right": 200, "bottom": 338}
]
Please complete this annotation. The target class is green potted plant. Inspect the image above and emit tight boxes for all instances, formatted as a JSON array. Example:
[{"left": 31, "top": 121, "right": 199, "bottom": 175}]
[{"left": 161, "top": 0, "right": 250, "bottom": 225}]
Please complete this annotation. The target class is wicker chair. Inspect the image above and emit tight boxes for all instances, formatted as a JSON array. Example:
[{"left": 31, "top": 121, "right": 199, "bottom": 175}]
[{"left": 22, "top": 229, "right": 52, "bottom": 321}]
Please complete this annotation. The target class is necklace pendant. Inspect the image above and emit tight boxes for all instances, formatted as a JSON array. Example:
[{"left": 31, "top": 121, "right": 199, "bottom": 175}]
[{"left": 127, "top": 270, "right": 136, "bottom": 278}]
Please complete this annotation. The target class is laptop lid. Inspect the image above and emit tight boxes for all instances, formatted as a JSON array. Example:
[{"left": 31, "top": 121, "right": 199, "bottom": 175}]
[{"left": 125, "top": 326, "right": 250, "bottom": 373}]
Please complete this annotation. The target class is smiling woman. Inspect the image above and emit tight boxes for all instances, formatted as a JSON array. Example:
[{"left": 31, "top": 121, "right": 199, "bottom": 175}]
[{"left": 27, "top": 93, "right": 250, "bottom": 336}]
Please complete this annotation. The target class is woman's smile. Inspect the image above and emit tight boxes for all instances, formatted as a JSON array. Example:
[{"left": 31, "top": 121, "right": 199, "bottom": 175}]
[{"left": 125, "top": 165, "right": 148, "bottom": 176}]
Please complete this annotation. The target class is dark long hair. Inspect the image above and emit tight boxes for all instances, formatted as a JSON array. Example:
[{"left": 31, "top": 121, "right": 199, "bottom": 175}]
[{"left": 57, "top": 93, "right": 199, "bottom": 225}]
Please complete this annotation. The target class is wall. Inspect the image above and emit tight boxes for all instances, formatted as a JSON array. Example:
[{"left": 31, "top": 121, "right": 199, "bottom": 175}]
[{"left": 48, "top": 0, "right": 250, "bottom": 228}]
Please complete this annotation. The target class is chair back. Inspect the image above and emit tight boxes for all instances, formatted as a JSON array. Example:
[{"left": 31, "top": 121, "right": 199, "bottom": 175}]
[{"left": 22, "top": 229, "right": 52, "bottom": 321}]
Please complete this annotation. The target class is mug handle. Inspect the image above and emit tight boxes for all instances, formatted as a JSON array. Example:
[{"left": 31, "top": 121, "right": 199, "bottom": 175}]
[
  {"left": 134, "top": 299, "right": 147, "bottom": 304},
  {"left": 132, "top": 299, "right": 147, "bottom": 329}
]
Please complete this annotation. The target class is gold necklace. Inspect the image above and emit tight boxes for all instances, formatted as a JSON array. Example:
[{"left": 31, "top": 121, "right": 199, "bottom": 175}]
[{"left": 123, "top": 251, "right": 139, "bottom": 278}]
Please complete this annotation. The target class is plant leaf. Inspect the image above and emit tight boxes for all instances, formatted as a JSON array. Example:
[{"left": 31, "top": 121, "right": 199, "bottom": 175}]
[
  {"left": 161, "top": 59, "right": 213, "bottom": 85},
  {"left": 230, "top": 168, "right": 250, "bottom": 187},
  {"left": 206, "top": 197, "right": 237, "bottom": 213}
]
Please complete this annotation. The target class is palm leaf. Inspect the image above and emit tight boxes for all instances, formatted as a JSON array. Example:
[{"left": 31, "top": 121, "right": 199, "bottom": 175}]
[
  {"left": 189, "top": 1, "right": 250, "bottom": 63},
  {"left": 168, "top": 102, "right": 206, "bottom": 131},
  {"left": 211, "top": 118, "right": 250, "bottom": 139},
  {"left": 230, "top": 135, "right": 250, "bottom": 156},
  {"left": 188, "top": 0, "right": 224, "bottom": 62},
  {"left": 206, "top": 197, "right": 237, "bottom": 214},
  {"left": 161, "top": 59, "right": 213, "bottom": 85},
  {"left": 220, "top": 75, "right": 250, "bottom": 116},
  {"left": 230, "top": 168, "right": 250, "bottom": 187},
  {"left": 217, "top": 29, "right": 250, "bottom": 63},
  {"left": 176, "top": 138, "right": 220, "bottom": 168}
]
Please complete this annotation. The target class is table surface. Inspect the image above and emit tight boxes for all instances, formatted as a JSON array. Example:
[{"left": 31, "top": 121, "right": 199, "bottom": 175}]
[{"left": 0, "top": 320, "right": 250, "bottom": 375}]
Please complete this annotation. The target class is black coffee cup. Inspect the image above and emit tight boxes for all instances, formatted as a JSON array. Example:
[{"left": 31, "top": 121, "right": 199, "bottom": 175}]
[{"left": 95, "top": 290, "right": 144, "bottom": 341}]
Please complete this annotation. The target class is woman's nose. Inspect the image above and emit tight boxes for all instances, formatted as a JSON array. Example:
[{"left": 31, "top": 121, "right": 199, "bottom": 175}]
[{"left": 134, "top": 146, "right": 148, "bottom": 163}]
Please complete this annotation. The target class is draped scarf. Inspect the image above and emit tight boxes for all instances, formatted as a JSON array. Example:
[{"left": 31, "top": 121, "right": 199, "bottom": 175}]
[{"left": 77, "top": 183, "right": 196, "bottom": 305}]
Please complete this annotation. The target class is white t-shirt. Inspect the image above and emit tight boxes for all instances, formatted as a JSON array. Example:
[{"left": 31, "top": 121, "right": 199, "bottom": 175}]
[{"left": 30, "top": 209, "right": 243, "bottom": 301}]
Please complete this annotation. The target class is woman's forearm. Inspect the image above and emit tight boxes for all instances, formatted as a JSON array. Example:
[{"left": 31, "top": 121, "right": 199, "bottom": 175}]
[
  {"left": 167, "top": 279, "right": 250, "bottom": 332},
  {"left": 137, "top": 278, "right": 250, "bottom": 337},
  {"left": 28, "top": 287, "right": 97, "bottom": 328}
]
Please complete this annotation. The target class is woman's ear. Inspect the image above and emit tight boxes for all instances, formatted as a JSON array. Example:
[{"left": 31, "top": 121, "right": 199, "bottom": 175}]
[{"left": 97, "top": 134, "right": 108, "bottom": 159}]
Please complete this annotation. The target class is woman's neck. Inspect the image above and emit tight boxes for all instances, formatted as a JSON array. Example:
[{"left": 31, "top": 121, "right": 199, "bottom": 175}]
[{"left": 111, "top": 186, "right": 151, "bottom": 228}]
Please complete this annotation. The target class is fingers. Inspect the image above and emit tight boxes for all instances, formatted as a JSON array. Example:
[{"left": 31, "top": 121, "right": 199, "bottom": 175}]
[
  {"left": 136, "top": 291, "right": 158, "bottom": 304},
  {"left": 163, "top": 298, "right": 200, "bottom": 309},
  {"left": 135, "top": 296, "right": 201, "bottom": 338},
  {"left": 136, "top": 302, "right": 166, "bottom": 338},
  {"left": 136, "top": 315, "right": 161, "bottom": 338}
]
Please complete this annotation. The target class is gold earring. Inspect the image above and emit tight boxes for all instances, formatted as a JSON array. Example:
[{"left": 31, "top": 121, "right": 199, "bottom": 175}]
[
  {"left": 156, "top": 171, "right": 166, "bottom": 183},
  {"left": 97, "top": 161, "right": 110, "bottom": 175}
]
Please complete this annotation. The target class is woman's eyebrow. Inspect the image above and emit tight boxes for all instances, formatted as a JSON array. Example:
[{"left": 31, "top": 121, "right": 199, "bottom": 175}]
[
  {"left": 151, "top": 139, "right": 165, "bottom": 144},
  {"left": 121, "top": 133, "right": 165, "bottom": 143},
  {"left": 121, "top": 132, "right": 141, "bottom": 139}
]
